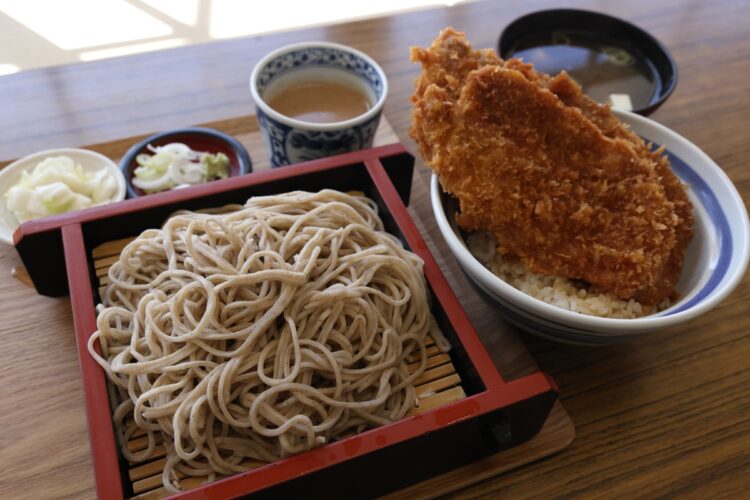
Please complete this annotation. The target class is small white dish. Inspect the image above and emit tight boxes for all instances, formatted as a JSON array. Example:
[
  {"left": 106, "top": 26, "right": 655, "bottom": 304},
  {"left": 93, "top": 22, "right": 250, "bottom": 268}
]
[
  {"left": 0, "top": 148, "right": 125, "bottom": 245},
  {"left": 431, "top": 109, "right": 750, "bottom": 344}
]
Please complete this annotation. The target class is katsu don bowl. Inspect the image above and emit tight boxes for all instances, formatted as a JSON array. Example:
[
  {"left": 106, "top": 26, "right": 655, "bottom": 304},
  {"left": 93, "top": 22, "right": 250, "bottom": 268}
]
[{"left": 431, "top": 110, "right": 750, "bottom": 344}]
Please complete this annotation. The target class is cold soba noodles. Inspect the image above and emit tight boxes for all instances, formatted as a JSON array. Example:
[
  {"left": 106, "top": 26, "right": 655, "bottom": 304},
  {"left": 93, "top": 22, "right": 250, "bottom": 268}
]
[{"left": 89, "top": 190, "right": 448, "bottom": 492}]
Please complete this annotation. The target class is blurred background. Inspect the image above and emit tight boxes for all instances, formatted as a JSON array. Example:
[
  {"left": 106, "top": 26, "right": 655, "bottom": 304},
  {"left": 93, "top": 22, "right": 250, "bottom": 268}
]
[{"left": 0, "top": 0, "right": 466, "bottom": 75}]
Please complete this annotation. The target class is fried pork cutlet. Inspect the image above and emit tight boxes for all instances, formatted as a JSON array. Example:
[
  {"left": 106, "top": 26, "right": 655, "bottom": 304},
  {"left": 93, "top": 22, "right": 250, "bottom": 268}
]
[{"left": 410, "top": 28, "right": 693, "bottom": 305}]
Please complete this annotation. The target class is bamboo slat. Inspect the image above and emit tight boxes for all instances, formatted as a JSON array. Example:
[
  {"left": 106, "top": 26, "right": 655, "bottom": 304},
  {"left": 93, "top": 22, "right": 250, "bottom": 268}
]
[{"left": 91, "top": 238, "right": 468, "bottom": 499}]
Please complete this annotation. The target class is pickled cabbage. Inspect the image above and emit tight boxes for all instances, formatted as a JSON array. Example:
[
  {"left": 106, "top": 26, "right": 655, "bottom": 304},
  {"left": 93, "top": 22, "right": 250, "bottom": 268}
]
[{"left": 5, "top": 156, "right": 118, "bottom": 222}]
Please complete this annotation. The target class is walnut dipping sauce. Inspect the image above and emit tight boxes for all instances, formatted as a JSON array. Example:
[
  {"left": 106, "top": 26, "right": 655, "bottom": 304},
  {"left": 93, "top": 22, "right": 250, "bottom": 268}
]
[{"left": 266, "top": 77, "right": 372, "bottom": 124}]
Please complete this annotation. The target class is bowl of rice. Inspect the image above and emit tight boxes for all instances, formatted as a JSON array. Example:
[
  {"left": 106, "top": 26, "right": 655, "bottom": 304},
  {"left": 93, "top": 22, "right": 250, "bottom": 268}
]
[{"left": 430, "top": 110, "right": 750, "bottom": 344}]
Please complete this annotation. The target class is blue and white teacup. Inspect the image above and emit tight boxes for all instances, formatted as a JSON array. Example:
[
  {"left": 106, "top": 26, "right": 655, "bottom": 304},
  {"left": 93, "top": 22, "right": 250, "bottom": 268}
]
[{"left": 250, "top": 42, "right": 388, "bottom": 168}]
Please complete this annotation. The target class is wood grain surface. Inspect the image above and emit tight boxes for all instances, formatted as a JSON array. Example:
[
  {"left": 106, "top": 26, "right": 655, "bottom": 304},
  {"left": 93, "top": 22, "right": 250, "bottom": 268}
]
[{"left": 0, "top": 0, "right": 749, "bottom": 497}]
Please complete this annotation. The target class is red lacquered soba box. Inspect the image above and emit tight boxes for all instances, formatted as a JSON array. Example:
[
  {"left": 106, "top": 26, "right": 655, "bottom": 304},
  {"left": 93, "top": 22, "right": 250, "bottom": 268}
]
[{"left": 15, "top": 143, "right": 558, "bottom": 499}]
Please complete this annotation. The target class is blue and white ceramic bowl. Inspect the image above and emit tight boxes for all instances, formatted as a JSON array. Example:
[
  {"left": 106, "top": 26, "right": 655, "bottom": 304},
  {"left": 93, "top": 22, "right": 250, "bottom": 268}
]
[
  {"left": 250, "top": 42, "right": 387, "bottom": 168},
  {"left": 431, "top": 109, "right": 750, "bottom": 345}
]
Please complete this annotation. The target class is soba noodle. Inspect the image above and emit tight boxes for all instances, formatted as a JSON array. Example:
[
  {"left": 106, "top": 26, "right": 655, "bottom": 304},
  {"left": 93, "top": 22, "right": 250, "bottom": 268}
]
[{"left": 88, "top": 190, "right": 439, "bottom": 492}]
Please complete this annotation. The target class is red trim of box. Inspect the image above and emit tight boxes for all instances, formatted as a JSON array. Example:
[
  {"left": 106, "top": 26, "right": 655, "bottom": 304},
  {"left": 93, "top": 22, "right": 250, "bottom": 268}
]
[
  {"left": 21, "top": 144, "right": 557, "bottom": 499},
  {"left": 63, "top": 224, "right": 124, "bottom": 500},
  {"left": 14, "top": 144, "right": 408, "bottom": 243}
]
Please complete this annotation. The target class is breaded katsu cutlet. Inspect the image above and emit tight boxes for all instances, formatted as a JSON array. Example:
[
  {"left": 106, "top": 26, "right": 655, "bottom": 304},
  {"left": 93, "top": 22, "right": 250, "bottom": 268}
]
[{"left": 410, "top": 28, "right": 693, "bottom": 305}]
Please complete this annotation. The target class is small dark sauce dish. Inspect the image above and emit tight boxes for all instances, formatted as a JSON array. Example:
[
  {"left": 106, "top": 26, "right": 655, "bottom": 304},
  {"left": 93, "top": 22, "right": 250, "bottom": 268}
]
[
  {"left": 119, "top": 127, "right": 252, "bottom": 198},
  {"left": 498, "top": 9, "right": 678, "bottom": 115}
]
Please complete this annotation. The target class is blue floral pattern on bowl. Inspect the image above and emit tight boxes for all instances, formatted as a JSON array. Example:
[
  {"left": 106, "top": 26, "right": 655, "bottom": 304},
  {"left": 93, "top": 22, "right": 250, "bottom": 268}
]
[
  {"left": 257, "top": 108, "right": 381, "bottom": 166},
  {"left": 251, "top": 44, "right": 387, "bottom": 168}
]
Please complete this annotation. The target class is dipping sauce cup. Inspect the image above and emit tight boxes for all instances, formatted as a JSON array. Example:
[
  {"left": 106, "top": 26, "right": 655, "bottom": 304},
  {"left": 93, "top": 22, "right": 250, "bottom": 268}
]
[{"left": 250, "top": 42, "right": 388, "bottom": 168}]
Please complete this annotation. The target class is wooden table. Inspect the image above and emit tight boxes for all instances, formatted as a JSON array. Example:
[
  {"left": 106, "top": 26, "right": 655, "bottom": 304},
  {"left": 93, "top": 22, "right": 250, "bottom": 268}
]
[{"left": 1, "top": 0, "right": 749, "bottom": 497}]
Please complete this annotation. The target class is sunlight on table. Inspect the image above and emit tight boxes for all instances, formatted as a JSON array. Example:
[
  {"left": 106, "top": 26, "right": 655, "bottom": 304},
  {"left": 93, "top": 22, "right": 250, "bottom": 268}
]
[{"left": 0, "top": 0, "right": 465, "bottom": 73}]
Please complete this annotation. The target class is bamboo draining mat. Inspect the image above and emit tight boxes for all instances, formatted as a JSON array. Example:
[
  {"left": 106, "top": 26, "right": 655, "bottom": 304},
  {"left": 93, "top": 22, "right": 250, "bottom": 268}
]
[{"left": 93, "top": 237, "right": 467, "bottom": 499}]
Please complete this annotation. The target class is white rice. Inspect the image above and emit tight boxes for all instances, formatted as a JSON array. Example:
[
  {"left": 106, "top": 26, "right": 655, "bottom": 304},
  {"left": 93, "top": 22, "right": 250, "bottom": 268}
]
[{"left": 466, "top": 231, "right": 668, "bottom": 319}]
